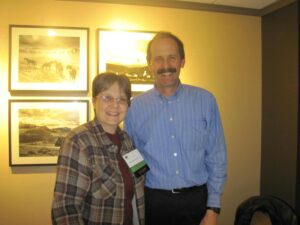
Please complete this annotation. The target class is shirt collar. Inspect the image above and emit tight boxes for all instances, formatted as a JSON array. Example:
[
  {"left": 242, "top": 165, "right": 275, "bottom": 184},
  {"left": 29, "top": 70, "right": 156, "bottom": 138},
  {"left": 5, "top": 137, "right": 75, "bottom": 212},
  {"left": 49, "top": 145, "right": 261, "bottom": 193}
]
[
  {"left": 91, "top": 117, "right": 125, "bottom": 143},
  {"left": 154, "top": 81, "right": 183, "bottom": 101}
]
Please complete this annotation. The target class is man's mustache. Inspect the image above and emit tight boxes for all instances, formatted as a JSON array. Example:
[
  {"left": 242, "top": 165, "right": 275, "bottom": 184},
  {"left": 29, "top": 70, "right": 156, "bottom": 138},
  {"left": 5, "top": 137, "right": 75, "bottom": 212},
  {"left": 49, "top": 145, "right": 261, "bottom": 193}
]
[{"left": 157, "top": 68, "right": 177, "bottom": 75}]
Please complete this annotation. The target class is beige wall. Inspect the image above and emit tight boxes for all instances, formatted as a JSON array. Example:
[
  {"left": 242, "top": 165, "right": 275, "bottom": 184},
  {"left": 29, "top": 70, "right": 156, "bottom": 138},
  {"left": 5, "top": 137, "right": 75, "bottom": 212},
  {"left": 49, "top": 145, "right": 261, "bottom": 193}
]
[{"left": 0, "top": 0, "right": 262, "bottom": 224}]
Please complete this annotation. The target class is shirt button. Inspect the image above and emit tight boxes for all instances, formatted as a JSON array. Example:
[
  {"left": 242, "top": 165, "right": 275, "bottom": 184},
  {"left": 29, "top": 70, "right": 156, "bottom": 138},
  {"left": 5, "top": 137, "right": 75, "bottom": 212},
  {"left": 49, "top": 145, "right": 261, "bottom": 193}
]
[
  {"left": 169, "top": 117, "right": 173, "bottom": 121},
  {"left": 176, "top": 171, "right": 179, "bottom": 174},
  {"left": 173, "top": 153, "right": 177, "bottom": 157},
  {"left": 171, "top": 135, "right": 175, "bottom": 139}
]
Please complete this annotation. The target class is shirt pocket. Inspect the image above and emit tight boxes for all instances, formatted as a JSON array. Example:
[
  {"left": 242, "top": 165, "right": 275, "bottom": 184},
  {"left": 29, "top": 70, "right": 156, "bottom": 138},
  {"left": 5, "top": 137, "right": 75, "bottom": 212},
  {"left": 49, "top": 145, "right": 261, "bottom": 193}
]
[
  {"left": 91, "top": 164, "right": 117, "bottom": 200},
  {"left": 191, "top": 118, "right": 209, "bottom": 150}
]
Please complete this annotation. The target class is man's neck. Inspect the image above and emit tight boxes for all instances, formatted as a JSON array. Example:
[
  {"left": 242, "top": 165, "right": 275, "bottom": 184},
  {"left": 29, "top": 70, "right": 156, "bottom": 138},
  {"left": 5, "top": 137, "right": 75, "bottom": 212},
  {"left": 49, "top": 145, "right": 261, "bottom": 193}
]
[{"left": 156, "top": 81, "right": 180, "bottom": 97}]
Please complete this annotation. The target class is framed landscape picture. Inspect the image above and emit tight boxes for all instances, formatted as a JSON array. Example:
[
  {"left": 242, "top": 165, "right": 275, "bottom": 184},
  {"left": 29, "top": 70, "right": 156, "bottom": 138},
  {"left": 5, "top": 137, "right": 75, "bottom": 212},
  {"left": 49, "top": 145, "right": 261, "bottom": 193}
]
[
  {"left": 9, "top": 100, "right": 89, "bottom": 166},
  {"left": 9, "top": 25, "right": 89, "bottom": 92},
  {"left": 97, "top": 29, "right": 155, "bottom": 92}
]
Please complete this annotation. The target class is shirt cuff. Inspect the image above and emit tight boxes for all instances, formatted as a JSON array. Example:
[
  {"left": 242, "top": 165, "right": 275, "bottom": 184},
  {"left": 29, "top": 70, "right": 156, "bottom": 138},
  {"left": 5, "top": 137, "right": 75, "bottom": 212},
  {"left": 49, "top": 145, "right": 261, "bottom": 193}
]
[{"left": 207, "top": 193, "right": 221, "bottom": 208}]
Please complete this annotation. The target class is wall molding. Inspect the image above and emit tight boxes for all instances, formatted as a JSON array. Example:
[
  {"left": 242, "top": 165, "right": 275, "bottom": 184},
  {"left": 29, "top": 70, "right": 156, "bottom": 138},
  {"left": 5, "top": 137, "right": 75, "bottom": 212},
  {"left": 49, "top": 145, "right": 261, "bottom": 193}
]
[{"left": 59, "top": 0, "right": 297, "bottom": 16}]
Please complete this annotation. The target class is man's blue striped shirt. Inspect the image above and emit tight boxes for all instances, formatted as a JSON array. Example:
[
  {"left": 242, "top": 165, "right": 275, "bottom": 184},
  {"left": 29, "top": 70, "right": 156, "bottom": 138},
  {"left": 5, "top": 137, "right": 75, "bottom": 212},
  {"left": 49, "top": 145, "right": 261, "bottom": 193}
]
[{"left": 125, "top": 83, "right": 227, "bottom": 207}]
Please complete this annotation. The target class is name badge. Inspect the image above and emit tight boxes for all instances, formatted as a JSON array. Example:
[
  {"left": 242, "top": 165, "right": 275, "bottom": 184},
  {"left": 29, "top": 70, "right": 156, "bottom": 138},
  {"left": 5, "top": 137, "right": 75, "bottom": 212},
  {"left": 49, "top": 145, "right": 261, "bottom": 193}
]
[{"left": 122, "top": 149, "right": 149, "bottom": 177}]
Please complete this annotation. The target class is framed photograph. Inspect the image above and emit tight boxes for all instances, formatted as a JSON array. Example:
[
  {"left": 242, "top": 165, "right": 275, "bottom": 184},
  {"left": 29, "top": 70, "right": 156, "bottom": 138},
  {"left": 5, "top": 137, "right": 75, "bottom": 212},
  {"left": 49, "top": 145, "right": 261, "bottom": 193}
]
[
  {"left": 97, "top": 29, "right": 155, "bottom": 92},
  {"left": 9, "top": 100, "right": 89, "bottom": 166},
  {"left": 9, "top": 25, "right": 89, "bottom": 92}
]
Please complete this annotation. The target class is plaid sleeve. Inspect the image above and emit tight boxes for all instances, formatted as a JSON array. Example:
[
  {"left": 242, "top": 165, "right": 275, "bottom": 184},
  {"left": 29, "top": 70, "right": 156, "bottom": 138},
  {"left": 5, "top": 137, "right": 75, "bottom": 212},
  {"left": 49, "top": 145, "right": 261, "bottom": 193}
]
[{"left": 52, "top": 133, "right": 91, "bottom": 225}]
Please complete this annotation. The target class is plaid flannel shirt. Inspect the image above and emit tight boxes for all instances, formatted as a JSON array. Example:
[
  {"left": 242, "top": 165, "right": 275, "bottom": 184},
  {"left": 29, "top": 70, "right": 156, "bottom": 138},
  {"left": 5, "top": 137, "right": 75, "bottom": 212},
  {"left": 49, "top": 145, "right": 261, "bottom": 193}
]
[{"left": 52, "top": 118, "right": 145, "bottom": 225}]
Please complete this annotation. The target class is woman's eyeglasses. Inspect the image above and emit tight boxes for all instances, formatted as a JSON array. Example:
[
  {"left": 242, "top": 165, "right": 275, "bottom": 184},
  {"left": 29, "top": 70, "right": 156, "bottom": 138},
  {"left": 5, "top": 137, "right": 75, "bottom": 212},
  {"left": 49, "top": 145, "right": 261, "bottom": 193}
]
[{"left": 98, "top": 95, "right": 128, "bottom": 106}]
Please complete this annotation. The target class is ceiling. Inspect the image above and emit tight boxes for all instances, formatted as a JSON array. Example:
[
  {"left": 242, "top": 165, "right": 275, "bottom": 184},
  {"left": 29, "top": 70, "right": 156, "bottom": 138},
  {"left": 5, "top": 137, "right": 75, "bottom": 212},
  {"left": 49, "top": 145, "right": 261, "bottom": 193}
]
[
  {"left": 175, "top": 0, "right": 279, "bottom": 10},
  {"left": 63, "top": 0, "right": 297, "bottom": 16}
]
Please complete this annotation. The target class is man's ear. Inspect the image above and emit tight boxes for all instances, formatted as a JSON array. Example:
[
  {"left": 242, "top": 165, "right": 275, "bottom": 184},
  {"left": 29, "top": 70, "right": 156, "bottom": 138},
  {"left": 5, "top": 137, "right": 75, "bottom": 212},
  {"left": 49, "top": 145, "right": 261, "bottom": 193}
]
[
  {"left": 181, "top": 59, "right": 185, "bottom": 68},
  {"left": 147, "top": 62, "right": 154, "bottom": 74}
]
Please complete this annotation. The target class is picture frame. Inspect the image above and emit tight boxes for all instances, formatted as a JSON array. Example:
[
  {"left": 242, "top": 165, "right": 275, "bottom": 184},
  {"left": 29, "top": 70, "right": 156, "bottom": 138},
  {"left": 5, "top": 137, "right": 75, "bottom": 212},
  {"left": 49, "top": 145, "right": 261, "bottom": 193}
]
[
  {"left": 9, "top": 25, "right": 89, "bottom": 92},
  {"left": 9, "top": 99, "right": 89, "bottom": 166},
  {"left": 97, "top": 29, "right": 156, "bottom": 92}
]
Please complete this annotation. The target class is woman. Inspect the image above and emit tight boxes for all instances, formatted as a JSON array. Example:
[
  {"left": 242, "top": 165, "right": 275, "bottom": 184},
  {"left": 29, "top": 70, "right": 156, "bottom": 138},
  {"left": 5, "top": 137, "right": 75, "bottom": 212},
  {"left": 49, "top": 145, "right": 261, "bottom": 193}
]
[{"left": 52, "top": 73, "right": 145, "bottom": 225}]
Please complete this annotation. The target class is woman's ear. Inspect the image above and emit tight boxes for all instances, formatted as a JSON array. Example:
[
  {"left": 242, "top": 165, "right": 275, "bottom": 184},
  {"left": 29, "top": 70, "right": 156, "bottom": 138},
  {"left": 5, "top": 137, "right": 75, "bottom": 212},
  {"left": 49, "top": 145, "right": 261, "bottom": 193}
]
[{"left": 92, "top": 97, "right": 97, "bottom": 111}]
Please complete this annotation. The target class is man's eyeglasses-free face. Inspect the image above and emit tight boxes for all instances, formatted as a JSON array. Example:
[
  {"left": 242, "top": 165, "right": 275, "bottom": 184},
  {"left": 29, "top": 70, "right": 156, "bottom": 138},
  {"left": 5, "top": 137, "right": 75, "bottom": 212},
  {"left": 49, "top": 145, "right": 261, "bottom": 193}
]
[{"left": 98, "top": 95, "right": 128, "bottom": 106}]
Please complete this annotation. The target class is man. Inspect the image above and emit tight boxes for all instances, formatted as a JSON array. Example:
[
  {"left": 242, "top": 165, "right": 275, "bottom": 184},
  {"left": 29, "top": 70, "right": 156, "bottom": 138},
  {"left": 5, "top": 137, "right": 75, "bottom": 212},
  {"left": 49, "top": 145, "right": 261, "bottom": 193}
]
[{"left": 125, "top": 32, "right": 227, "bottom": 225}]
